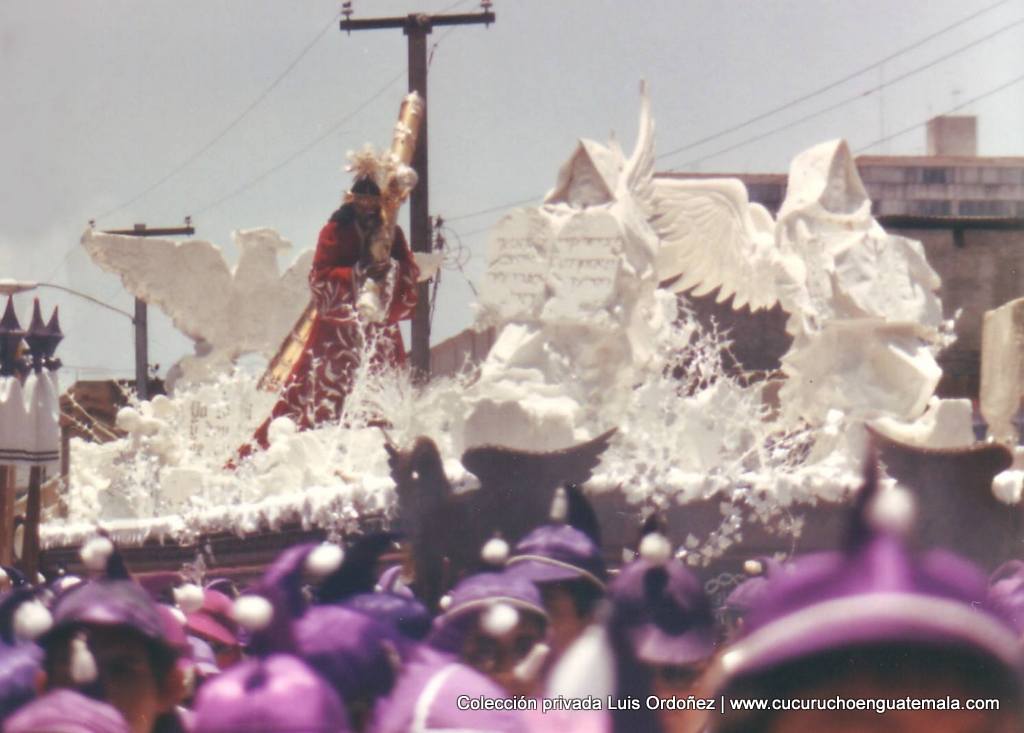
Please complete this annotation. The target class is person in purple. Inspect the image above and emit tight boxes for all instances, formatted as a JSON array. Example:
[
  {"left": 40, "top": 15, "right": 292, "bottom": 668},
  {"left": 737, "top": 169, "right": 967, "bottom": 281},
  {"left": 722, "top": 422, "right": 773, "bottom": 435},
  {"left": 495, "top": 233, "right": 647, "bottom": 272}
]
[
  {"left": 192, "top": 649, "right": 350, "bottom": 733},
  {"left": 39, "top": 536, "right": 187, "bottom": 733},
  {"left": 191, "top": 570, "right": 352, "bottom": 733},
  {"left": 174, "top": 585, "right": 241, "bottom": 671},
  {"left": 506, "top": 486, "right": 607, "bottom": 664},
  {"left": 371, "top": 539, "right": 547, "bottom": 733},
  {"left": 711, "top": 461, "right": 1024, "bottom": 732},
  {"left": 429, "top": 537, "right": 550, "bottom": 697},
  {"left": 4, "top": 688, "right": 131, "bottom": 733},
  {"left": 253, "top": 538, "right": 407, "bottom": 732},
  {"left": 545, "top": 529, "right": 716, "bottom": 733},
  {"left": 0, "top": 583, "right": 54, "bottom": 721}
]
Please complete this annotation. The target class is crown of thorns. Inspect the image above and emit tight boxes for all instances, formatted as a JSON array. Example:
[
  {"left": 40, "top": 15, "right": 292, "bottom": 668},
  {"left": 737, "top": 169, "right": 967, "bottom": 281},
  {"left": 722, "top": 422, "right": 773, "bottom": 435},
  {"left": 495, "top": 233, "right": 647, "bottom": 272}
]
[{"left": 345, "top": 144, "right": 395, "bottom": 190}]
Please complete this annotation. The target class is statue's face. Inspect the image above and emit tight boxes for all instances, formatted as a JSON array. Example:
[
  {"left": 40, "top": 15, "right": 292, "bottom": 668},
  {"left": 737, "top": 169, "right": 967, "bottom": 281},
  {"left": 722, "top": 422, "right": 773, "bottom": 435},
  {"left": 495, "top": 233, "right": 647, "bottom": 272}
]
[{"left": 354, "top": 198, "right": 383, "bottom": 231}]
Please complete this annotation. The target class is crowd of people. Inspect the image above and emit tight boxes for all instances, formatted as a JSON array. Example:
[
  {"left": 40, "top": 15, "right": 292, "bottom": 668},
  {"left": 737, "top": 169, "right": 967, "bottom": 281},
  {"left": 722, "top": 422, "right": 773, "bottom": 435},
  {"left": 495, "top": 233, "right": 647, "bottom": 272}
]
[{"left": 0, "top": 463, "right": 1022, "bottom": 733}]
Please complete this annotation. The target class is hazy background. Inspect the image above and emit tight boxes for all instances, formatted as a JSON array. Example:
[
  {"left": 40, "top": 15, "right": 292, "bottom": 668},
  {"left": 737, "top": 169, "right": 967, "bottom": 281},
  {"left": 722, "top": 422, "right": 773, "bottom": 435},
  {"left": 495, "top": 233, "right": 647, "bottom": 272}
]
[{"left": 2, "top": 0, "right": 1021, "bottom": 382}]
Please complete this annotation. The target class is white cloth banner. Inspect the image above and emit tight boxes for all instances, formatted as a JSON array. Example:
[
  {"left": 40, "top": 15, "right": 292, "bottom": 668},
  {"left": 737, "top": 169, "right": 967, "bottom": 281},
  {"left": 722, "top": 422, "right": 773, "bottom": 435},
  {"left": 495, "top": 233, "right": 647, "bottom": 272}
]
[{"left": 0, "top": 371, "right": 59, "bottom": 467}]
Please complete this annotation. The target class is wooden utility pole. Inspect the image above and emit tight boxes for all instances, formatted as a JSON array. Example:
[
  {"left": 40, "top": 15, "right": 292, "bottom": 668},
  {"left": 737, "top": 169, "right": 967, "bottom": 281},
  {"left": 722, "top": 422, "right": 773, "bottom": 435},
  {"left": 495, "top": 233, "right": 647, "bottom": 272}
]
[
  {"left": 100, "top": 221, "right": 195, "bottom": 399},
  {"left": 21, "top": 466, "right": 43, "bottom": 581},
  {"left": 0, "top": 467, "right": 14, "bottom": 566},
  {"left": 340, "top": 5, "right": 495, "bottom": 381}
]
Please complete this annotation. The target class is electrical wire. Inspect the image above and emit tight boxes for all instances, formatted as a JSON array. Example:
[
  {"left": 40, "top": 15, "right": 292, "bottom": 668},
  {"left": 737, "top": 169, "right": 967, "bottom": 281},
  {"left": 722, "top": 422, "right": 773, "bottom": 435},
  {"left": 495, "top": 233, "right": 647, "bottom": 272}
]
[
  {"left": 445, "top": 4, "right": 1021, "bottom": 223},
  {"left": 192, "top": 69, "right": 405, "bottom": 216},
  {"left": 855, "top": 72, "right": 1024, "bottom": 153},
  {"left": 663, "top": 17, "right": 1024, "bottom": 171},
  {"left": 445, "top": 195, "right": 539, "bottom": 223},
  {"left": 443, "top": 77, "right": 1024, "bottom": 256},
  {"left": 36, "top": 283, "right": 134, "bottom": 321},
  {"left": 93, "top": 9, "right": 343, "bottom": 224},
  {"left": 655, "top": 0, "right": 1015, "bottom": 161}
]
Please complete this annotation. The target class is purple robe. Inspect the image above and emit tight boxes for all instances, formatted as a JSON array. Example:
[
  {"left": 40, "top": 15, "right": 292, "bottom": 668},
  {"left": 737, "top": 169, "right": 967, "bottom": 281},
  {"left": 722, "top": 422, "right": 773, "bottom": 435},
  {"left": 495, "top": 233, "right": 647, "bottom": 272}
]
[{"left": 369, "top": 647, "right": 527, "bottom": 733}]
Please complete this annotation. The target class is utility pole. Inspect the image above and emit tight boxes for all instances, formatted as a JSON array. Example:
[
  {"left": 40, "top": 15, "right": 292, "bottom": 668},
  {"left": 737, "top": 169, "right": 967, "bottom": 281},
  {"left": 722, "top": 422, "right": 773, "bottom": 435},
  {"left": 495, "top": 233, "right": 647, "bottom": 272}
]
[
  {"left": 98, "top": 220, "right": 195, "bottom": 399},
  {"left": 340, "top": 3, "right": 495, "bottom": 381}
]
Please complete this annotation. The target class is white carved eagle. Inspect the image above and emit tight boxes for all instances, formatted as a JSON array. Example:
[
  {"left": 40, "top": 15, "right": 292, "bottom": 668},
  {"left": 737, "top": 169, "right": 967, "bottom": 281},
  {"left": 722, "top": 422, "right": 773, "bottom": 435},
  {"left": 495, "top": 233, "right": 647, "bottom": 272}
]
[{"left": 82, "top": 227, "right": 313, "bottom": 385}]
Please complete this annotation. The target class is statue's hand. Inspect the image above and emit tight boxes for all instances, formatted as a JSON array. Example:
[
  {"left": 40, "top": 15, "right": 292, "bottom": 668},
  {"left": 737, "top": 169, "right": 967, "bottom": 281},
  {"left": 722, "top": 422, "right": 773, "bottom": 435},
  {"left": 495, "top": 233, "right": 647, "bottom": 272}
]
[
  {"left": 357, "top": 258, "right": 391, "bottom": 282},
  {"left": 365, "top": 259, "right": 392, "bottom": 282}
]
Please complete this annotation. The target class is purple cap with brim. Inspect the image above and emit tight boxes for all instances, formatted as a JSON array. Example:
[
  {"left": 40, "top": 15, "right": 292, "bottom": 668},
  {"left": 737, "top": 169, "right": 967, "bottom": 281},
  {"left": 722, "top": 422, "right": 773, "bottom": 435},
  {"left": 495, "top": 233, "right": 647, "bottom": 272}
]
[
  {"left": 192, "top": 654, "right": 351, "bottom": 733},
  {"left": 721, "top": 545, "right": 1024, "bottom": 680},
  {"left": 507, "top": 525, "right": 607, "bottom": 589},
  {"left": 185, "top": 592, "right": 239, "bottom": 649},
  {"left": 4, "top": 688, "right": 130, "bottom": 733},
  {"left": 429, "top": 570, "right": 547, "bottom": 653},
  {"left": 608, "top": 552, "right": 715, "bottom": 667},
  {"left": 345, "top": 591, "right": 432, "bottom": 642},
  {"left": 718, "top": 471, "right": 1024, "bottom": 684},
  {"left": 48, "top": 579, "right": 166, "bottom": 645}
]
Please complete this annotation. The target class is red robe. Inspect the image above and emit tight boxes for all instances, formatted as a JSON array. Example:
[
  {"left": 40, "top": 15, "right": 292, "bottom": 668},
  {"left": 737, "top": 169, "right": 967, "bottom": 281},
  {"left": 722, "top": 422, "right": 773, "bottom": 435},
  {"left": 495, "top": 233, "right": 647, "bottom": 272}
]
[{"left": 242, "top": 219, "right": 419, "bottom": 456}]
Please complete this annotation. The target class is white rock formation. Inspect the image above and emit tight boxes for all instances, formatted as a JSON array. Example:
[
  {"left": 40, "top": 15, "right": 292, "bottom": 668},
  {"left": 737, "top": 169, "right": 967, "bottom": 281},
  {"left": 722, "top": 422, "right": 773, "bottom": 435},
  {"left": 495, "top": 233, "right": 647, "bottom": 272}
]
[
  {"left": 82, "top": 227, "right": 313, "bottom": 387},
  {"left": 773, "top": 140, "right": 946, "bottom": 425},
  {"left": 870, "top": 397, "right": 976, "bottom": 450},
  {"left": 980, "top": 296, "right": 1024, "bottom": 444}
]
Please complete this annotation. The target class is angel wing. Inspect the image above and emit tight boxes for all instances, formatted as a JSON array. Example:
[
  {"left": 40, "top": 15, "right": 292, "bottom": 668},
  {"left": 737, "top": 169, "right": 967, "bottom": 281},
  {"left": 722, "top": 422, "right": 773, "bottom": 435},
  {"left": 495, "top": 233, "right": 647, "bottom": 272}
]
[
  {"left": 82, "top": 229, "right": 232, "bottom": 341},
  {"left": 279, "top": 250, "right": 316, "bottom": 305},
  {"left": 650, "top": 178, "right": 780, "bottom": 312},
  {"left": 620, "top": 80, "right": 656, "bottom": 218},
  {"left": 226, "top": 229, "right": 313, "bottom": 359}
]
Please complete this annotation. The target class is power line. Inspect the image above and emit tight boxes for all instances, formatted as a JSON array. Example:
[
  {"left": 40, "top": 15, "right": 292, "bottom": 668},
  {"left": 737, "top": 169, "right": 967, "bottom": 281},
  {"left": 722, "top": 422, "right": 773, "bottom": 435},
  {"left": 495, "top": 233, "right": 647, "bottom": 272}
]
[
  {"left": 428, "top": 1, "right": 479, "bottom": 67},
  {"left": 36, "top": 283, "right": 134, "bottom": 321},
  {"left": 444, "top": 7, "right": 1022, "bottom": 224},
  {"left": 448, "top": 76, "right": 1024, "bottom": 237},
  {"left": 192, "top": 69, "right": 405, "bottom": 216},
  {"left": 856, "top": 72, "right": 1024, "bottom": 153},
  {"left": 447, "top": 75, "right": 1024, "bottom": 241},
  {"left": 664, "top": 17, "right": 1024, "bottom": 171},
  {"left": 459, "top": 223, "right": 492, "bottom": 238},
  {"left": 656, "top": 0, "right": 1015, "bottom": 162},
  {"left": 445, "top": 194, "right": 540, "bottom": 223},
  {"left": 93, "top": 9, "right": 342, "bottom": 224}
]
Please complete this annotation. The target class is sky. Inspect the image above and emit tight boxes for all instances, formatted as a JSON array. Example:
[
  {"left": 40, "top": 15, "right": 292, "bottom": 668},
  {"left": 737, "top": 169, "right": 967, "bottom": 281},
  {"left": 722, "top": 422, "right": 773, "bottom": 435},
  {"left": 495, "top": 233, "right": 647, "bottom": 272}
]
[{"left": 1, "top": 0, "right": 1022, "bottom": 384}]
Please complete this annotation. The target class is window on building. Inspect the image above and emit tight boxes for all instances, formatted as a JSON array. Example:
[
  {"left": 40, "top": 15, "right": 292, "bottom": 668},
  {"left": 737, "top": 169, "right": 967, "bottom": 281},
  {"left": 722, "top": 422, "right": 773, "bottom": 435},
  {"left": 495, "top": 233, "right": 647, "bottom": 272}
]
[
  {"left": 909, "top": 200, "right": 952, "bottom": 216},
  {"left": 958, "top": 200, "right": 1011, "bottom": 217},
  {"left": 921, "top": 167, "right": 950, "bottom": 184}
]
